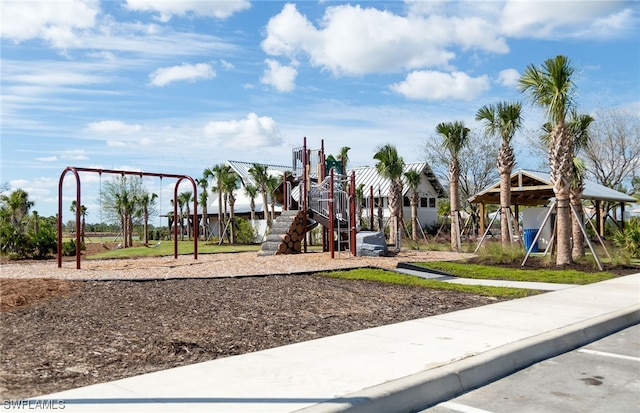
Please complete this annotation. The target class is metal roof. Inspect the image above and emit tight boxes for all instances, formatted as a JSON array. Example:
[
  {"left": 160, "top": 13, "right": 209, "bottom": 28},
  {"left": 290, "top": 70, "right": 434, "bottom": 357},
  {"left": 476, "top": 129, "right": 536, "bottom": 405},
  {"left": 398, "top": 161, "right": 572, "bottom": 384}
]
[
  {"left": 349, "top": 162, "right": 446, "bottom": 198},
  {"left": 469, "top": 169, "right": 637, "bottom": 205},
  {"left": 227, "top": 160, "right": 290, "bottom": 187}
]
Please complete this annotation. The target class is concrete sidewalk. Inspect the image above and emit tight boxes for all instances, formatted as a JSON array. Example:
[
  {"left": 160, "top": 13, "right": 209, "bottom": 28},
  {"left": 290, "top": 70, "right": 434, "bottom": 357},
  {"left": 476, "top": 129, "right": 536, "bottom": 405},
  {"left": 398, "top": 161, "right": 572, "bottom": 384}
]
[{"left": 32, "top": 273, "right": 640, "bottom": 413}]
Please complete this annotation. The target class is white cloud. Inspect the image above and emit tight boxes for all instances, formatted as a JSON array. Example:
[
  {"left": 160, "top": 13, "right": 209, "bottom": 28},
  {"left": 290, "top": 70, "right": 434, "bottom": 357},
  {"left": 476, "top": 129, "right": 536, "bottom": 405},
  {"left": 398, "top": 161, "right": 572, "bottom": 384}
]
[
  {"left": 390, "top": 70, "right": 490, "bottom": 100},
  {"left": 125, "top": 0, "right": 250, "bottom": 22},
  {"left": 203, "top": 113, "right": 283, "bottom": 149},
  {"left": 149, "top": 63, "right": 216, "bottom": 87},
  {"left": 61, "top": 149, "right": 88, "bottom": 160},
  {"left": 87, "top": 120, "right": 142, "bottom": 134},
  {"left": 497, "top": 68, "right": 520, "bottom": 87},
  {"left": 0, "top": 0, "right": 99, "bottom": 48},
  {"left": 35, "top": 156, "right": 58, "bottom": 162},
  {"left": 500, "top": 0, "right": 637, "bottom": 39},
  {"left": 262, "top": 3, "right": 507, "bottom": 76},
  {"left": 261, "top": 59, "right": 297, "bottom": 92}
]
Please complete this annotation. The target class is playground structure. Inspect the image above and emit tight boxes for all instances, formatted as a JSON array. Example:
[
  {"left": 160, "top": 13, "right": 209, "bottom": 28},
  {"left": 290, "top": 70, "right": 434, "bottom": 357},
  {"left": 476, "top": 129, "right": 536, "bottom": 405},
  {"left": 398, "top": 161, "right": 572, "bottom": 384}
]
[
  {"left": 57, "top": 167, "right": 198, "bottom": 269},
  {"left": 259, "top": 138, "right": 379, "bottom": 258}
]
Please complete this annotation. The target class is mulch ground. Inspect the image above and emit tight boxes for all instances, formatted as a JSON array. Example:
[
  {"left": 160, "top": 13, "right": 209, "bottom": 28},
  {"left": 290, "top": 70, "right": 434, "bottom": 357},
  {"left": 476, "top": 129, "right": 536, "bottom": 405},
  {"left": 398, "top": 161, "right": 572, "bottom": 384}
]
[{"left": 0, "top": 274, "right": 504, "bottom": 400}]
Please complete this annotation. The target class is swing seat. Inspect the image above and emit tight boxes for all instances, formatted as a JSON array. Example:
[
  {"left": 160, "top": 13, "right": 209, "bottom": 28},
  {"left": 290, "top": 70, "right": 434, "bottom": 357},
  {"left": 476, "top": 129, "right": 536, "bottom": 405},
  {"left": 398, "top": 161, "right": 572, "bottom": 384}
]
[{"left": 148, "top": 241, "right": 162, "bottom": 248}]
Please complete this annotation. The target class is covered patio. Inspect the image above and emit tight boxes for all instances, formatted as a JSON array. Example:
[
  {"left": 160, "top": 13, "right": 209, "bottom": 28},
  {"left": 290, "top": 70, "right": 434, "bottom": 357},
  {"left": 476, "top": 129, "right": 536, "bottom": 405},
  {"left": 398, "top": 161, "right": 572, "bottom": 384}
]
[{"left": 469, "top": 169, "right": 637, "bottom": 237}]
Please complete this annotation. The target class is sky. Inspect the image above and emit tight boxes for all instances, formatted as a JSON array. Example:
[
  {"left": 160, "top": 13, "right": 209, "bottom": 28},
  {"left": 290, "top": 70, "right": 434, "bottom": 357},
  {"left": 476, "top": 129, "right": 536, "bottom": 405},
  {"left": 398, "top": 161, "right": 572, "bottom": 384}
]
[{"left": 1, "top": 0, "right": 639, "bottom": 222}]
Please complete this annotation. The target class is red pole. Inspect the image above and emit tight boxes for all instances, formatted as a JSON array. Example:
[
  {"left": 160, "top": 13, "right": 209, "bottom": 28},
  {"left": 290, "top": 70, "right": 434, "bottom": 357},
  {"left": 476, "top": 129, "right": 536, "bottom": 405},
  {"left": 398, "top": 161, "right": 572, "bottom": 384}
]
[
  {"left": 302, "top": 137, "right": 308, "bottom": 253},
  {"left": 350, "top": 171, "right": 357, "bottom": 256},
  {"left": 329, "top": 168, "right": 335, "bottom": 258},
  {"left": 369, "top": 185, "right": 374, "bottom": 230},
  {"left": 57, "top": 167, "right": 82, "bottom": 269}
]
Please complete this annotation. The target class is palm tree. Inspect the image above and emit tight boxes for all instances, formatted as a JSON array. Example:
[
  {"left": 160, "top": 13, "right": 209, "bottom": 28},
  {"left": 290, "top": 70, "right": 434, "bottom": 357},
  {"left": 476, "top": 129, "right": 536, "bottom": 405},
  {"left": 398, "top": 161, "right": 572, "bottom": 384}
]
[
  {"left": 248, "top": 163, "right": 272, "bottom": 227},
  {"left": 178, "top": 191, "right": 193, "bottom": 240},
  {"left": 221, "top": 173, "right": 238, "bottom": 243},
  {"left": 197, "top": 177, "right": 209, "bottom": 240},
  {"left": 436, "top": 121, "right": 470, "bottom": 252},
  {"left": 355, "top": 183, "right": 365, "bottom": 228},
  {"left": 519, "top": 55, "right": 577, "bottom": 265},
  {"left": 1, "top": 189, "right": 34, "bottom": 228},
  {"left": 136, "top": 192, "right": 157, "bottom": 245},
  {"left": 338, "top": 146, "right": 351, "bottom": 173},
  {"left": 70, "top": 200, "right": 88, "bottom": 245},
  {"left": 266, "top": 175, "right": 281, "bottom": 223},
  {"left": 542, "top": 112, "right": 594, "bottom": 259},
  {"left": 203, "top": 164, "right": 231, "bottom": 240},
  {"left": 475, "top": 101, "right": 523, "bottom": 247},
  {"left": 373, "top": 144, "right": 404, "bottom": 247},
  {"left": 404, "top": 170, "right": 421, "bottom": 241},
  {"left": 244, "top": 184, "right": 258, "bottom": 221}
]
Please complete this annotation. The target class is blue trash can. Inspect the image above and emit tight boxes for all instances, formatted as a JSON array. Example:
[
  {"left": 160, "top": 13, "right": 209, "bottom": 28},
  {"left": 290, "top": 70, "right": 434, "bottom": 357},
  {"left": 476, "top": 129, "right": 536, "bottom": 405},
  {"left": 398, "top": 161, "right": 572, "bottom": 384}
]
[{"left": 523, "top": 228, "right": 539, "bottom": 252}]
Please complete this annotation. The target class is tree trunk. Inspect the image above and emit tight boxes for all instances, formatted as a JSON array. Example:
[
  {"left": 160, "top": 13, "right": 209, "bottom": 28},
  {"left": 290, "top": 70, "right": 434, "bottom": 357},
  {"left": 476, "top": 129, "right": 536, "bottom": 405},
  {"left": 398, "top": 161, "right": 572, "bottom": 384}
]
[
  {"left": 449, "top": 161, "right": 461, "bottom": 252},
  {"left": 550, "top": 125, "right": 574, "bottom": 265},
  {"left": 499, "top": 170, "right": 512, "bottom": 247},
  {"left": 571, "top": 183, "right": 585, "bottom": 259},
  {"left": 410, "top": 194, "right": 418, "bottom": 241},
  {"left": 229, "top": 195, "right": 236, "bottom": 244}
]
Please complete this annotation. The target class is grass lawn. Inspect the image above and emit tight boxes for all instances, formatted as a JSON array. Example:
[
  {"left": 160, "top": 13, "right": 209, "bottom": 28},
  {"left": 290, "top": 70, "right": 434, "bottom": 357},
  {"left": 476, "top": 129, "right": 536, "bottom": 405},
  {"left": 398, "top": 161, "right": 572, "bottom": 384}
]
[
  {"left": 317, "top": 268, "right": 541, "bottom": 298},
  {"left": 413, "top": 261, "right": 618, "bottom": 285},
  {"left": 86, "top": 241, "right": 260, "bottom": 259}
]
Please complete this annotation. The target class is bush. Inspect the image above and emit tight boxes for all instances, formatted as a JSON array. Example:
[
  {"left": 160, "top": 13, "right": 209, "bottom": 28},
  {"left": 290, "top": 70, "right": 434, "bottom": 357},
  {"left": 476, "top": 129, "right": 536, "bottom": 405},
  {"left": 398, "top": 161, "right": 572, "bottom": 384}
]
[
  {"left": 29, "top": 223, "right": 57, "bottom": 259},
  {"left": 234, "top": 217, "right": 258, "bottom": 244},
  {"left": 476, "top": 241, "right": 525, "bottom": 265},
  {"left": 613, "top": 218, "right": 640, "bottom": 259}
]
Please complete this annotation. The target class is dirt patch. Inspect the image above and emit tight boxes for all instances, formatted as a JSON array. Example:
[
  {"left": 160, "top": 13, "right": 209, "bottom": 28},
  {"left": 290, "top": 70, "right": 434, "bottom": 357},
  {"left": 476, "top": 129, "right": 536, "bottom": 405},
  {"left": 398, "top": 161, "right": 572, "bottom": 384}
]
[{"left": 0, "top": 275, "right": 502, "bottom": 400}]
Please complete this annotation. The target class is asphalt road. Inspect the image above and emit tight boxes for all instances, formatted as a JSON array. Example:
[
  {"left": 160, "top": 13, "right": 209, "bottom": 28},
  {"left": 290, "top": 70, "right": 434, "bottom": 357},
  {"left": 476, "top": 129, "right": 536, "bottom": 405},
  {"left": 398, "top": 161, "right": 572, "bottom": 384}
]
[{"left": 419, "top": 324, "right": 640, "bottom": 413}]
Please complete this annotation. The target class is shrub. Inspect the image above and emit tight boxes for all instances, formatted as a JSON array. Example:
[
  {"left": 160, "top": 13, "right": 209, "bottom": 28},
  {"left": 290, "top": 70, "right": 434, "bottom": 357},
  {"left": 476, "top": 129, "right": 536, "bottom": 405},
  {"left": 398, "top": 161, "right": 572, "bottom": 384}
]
[
  {"left": 613, "top": 217, "right": 640, "bottom": 259},
  {"left": 234, "top": 217, "right": 258, "bottom": 244},
  {"left": 476, "top": 241, "right": 525, "bottom": 265},
  {"left": 29, "top": 223, "right": 57, "bottom": 259}
]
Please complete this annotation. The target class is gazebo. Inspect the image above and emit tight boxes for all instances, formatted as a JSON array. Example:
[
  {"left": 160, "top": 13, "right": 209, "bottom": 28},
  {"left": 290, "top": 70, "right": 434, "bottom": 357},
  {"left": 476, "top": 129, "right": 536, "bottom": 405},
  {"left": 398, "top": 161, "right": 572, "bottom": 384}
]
[{"left": 468, "top": 169, "right": 637, "bottom": 236}]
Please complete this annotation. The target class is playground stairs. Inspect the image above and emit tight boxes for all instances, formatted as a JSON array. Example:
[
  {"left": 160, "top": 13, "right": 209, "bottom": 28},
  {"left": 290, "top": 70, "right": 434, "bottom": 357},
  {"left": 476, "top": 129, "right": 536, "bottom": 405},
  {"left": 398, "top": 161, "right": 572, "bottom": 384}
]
[{"left": 258, "top": 210, "right": 308, "bottom": 256}]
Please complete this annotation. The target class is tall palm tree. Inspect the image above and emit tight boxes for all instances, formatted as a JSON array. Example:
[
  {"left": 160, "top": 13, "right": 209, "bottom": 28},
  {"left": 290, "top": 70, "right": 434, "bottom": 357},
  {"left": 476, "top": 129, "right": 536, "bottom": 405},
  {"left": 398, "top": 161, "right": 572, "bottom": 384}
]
[
  {"left": 136, "top": 192, "right": 157, "bottom": 245},
  {"left": 178, "top": 191, "right": 193, "bottom": 240},
  {"left": 475, "top": 101, "right": 523, "bottom": 247},
  {"left": 70, "top": 200, "right": 88, "bottom": 245},
  {"left": 203, "top": 164, "right": 231, "bottom": 239},
  {"left": 436, "top": 121, "right": 470, "bottom": 252},
  {"left": 221, "top": 173, "right": 238, "bottom": 243},
  {"left": 373, "top": 144, "right": 404, "bottom": 247},
  {"left": 244, "top": 184, "right": 258, "bottom": 221},
  {"left": 404, "top": 170, "right": 421, "bottom": 241},
  {"left": 355, "top": 183, "right": 365, "bottom": 228},
  {"left": 519, "top": 55, "right": 577, "bottom": 265},
  {"left": 569, "top": 113, "right": 594, "bottom": 259},
  {"left": 197, "top": 177, "right": 209, "bottom": 240},
  {"left": 338, "top": 146, "right": 351, "bottom": 174},
  {"left": 1, "top": 189, "right": 34, "bottom": 228},
  {"left": 542, "top": 112, "right": 594, "bottom": 259},
  {"left": 248, "top": 163, "right": 272, "bottom": 227},
  {"left": 266, "top": 175, "right": 282, "bottom": 223}
]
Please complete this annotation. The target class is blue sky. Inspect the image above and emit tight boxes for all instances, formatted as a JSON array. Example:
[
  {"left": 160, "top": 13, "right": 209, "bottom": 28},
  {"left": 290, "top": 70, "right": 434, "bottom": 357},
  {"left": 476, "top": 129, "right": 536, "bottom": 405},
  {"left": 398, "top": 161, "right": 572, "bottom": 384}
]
[{"left": 2, "top": 0, "right": 639, "bottom": 221}]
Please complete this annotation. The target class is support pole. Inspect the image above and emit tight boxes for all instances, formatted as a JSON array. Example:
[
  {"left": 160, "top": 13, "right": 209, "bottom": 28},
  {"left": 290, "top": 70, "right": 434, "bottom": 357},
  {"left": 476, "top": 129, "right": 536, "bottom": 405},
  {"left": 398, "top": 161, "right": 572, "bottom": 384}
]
[
  {"left": 474, "top": 209, "right": 500, "bottom": 253},
  {"left": 570, "top": 203, "right": 603, "bottom": 271},
  {"left": 349, "top": 171, "right": 357, "bottom": 256},
  {"left": 329, "top": 169, "right": 335, "bottom": 258},
  {"left": 522, "top": 201, "right": 555, "bottom": 267}
]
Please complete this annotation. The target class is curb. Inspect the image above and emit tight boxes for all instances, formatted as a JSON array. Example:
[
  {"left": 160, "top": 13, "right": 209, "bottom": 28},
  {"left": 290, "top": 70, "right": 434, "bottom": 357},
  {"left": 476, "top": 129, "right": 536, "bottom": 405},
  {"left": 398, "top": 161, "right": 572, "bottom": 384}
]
[{"left": 296, "top": 304, "right": 640, "bottom": 413}]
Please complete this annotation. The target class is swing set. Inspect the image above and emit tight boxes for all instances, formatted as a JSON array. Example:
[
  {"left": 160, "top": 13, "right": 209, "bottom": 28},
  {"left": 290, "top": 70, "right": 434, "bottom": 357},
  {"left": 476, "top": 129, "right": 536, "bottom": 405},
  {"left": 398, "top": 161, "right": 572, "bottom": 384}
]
[{"left": 57, "top": 167, "right": 198, "bottom": 269}]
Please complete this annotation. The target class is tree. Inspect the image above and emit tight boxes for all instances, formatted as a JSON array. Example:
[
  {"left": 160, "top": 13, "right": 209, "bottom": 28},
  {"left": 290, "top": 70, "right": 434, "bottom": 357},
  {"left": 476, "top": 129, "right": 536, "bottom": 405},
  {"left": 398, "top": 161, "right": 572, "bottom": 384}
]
[
  {"left": 424, "top": 129, "right": 499, "bottom": 233},
  {"left": 136, "top": 192, "right": 157, "bottom": 245},
  {"left": 404, "top": 170, "right": 421, "bottom": 241},
  {"left": 99, "top": 176, "right": 145, "bottom": 248},
  {"left": 178, "top": 191, "right": 193, "bottom": 241},
  {"left": 244, "top": 184, "right": 258, "bottom": 221},
  {"left": 476, "top": 101, "right": 523, "bottom": 247},
  {"left": 582, "top": 108, "right": 640, "bottom": 192},
  {"left": 1, "top": 189, "right": 33, "bottom": 228},
  {"left": 436, "top": 121, "right": 470, "bottom": 252},
  {"left": 248, "top": 163, "right": 272, "bottom": 227},
  {"left": 203, "top": 164, "right": 231, "bottom": 239},
  {"left": 355, "top": 183, "right": 365, "bottom": 228},
  {"left": 70, "top": 200, "right": 88, "bottom": 245},
  {"left": 374, "top": 144, "right": 405, "bottom": 247},
  {"left": 338, "top": 146, "right": 351, "bottom": 173},
  {"left": 197, "top": 177, "right": 209, "bottom": 240},
  {"left": 266, "top": 175, "right": 281, "bottom": 223},
  {"left": 0, "top": 188, "right": 35, "bottom": 257},
  {"left": 221, "top": 173, "right": 238, "bottom": 243},
  {"left": 519, "top": 55, "right": 577, "bottom": 265}
]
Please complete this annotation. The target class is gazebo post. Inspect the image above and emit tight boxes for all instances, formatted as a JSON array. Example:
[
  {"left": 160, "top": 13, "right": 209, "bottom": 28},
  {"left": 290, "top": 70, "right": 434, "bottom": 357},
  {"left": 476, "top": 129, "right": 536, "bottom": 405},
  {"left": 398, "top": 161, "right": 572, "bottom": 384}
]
[{"left": 479, "top": 203, "right": 486, "bottom": 235}]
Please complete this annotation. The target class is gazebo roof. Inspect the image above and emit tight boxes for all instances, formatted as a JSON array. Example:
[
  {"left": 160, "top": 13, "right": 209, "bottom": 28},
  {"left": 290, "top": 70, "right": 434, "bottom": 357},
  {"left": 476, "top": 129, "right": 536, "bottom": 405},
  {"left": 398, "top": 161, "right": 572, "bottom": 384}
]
[{"left": 469, "top": 169, "right": 637, "bottom": 206}]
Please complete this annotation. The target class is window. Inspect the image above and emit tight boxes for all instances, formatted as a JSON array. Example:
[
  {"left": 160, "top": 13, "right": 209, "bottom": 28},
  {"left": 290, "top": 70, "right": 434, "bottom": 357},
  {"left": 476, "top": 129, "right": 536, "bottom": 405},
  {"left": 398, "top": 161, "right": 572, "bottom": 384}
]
[
  {"left": 403, "top": 197, "right": 411, "bottom": 207},
  {"left": 429, "top": 198, "right": 436, "bottom": 208},
  {"left": 420, "top": 197, "right": 428, "bottom": 208}
]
